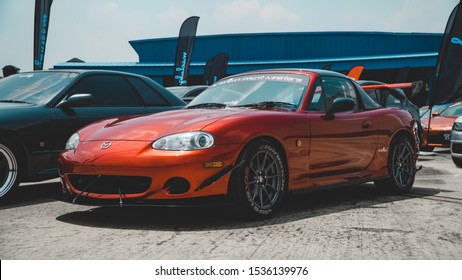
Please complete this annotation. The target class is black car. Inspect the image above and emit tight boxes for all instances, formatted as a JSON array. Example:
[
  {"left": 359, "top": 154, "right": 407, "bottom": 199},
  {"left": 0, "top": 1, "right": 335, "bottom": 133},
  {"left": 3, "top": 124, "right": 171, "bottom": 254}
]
[
  {"left": 359, "top": 80, "right": 423, "bottom": 144},
  {"left": 0, "top": 70, "right": 185, "bottom": 199}
]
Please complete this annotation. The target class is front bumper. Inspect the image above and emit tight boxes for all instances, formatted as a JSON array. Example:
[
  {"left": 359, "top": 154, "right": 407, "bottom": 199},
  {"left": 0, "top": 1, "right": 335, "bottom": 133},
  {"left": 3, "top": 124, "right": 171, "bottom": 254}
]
[
  {"left": 59, "top": 140, "right": 243, "bottom": 202},
  {"left": 422, "top": 128, "right": 451, "bottom": 148}
]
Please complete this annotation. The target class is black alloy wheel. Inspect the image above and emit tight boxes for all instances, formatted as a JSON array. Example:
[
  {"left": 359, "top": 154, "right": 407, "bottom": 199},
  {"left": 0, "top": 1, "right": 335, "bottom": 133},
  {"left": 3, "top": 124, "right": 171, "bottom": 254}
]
[
  {"left": 374, "top": 135, "right": 416, "bottom": 194},
  {"left": 231, "top": 140, "right": 286, "bottom": 220}
]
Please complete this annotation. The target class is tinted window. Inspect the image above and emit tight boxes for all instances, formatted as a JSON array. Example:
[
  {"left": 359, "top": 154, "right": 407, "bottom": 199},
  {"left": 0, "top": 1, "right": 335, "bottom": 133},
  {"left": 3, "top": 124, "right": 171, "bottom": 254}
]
[
  {"left": 127, "top": 77, "right": 168, "bottom": 106},
  {"left": 322, "top": 77, "right": 358, "bottom": 112},
  {"left": 386, "top": 92, "right": 403, "bottom": 107},
  {"left": 359, "top": 87, "right": 381, "bottom": 110},
  {"left": 0, "top": 72, "right": 77, "bottom": 105},
  {"left": 365, "top": 89, "right": 380, "bottom": 104},
  {"left": 69, "top": 75, "right": 140, "bottom": 106},
  {"left": 308, "top": 80, "right": 325, "bottom": 111}
]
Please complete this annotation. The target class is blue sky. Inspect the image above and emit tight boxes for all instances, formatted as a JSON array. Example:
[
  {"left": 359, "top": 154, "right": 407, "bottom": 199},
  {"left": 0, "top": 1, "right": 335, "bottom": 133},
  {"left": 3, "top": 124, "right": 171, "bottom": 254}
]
[{"left": 0, "top": 0, "right": 459, "bottom": 72}]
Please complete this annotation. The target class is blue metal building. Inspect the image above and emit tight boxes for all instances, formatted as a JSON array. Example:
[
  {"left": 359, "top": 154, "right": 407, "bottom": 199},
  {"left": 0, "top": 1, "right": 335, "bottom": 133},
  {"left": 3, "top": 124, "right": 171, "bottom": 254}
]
[{"left": 54, "top": 31, "right": 442, "bottom": 87}]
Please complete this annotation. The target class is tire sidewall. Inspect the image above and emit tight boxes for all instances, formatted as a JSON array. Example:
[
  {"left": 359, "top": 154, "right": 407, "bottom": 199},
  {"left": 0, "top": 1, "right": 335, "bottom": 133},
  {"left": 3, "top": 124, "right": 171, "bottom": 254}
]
[
  {"left": 388, "top": 135, "right": 416, "bottom": 193},
  {"left": 231, "top": 140, "right": 286, "bottom": 219},
  {"left": 0, "top": 139, "right": 21, "bottom": 199}
]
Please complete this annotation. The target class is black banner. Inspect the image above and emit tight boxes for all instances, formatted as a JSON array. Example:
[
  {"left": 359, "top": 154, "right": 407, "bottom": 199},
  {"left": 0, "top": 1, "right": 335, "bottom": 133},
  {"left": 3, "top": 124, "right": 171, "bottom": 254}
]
[
  {"left": 172, "top": 16, "right": 199, "bottom": 86},
  {"left": 33, "top": 0, "right": 53, "bottom": 70},
  {"left": 203, "top": 57, "right": 213, "bottom": 85},
  {"left": 203, "top": 53, "right": 229, "bottom": 85},
  {"left": 430, "top": 1, "right": 462, "bottom": 106}
]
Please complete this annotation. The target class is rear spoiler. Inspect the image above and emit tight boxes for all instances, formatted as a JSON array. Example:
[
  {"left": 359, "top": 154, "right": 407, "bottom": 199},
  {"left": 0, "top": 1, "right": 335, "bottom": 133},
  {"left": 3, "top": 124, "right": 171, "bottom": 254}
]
[{"left": 361, "top": 81, "right": 424, "bottom": 96}]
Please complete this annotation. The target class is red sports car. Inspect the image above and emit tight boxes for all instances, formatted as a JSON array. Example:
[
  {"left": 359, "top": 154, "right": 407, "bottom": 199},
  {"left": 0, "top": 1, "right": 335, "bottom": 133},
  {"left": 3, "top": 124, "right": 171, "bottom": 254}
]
[{"left": 58, "top": 69, "right": 419, "bottom": 219}]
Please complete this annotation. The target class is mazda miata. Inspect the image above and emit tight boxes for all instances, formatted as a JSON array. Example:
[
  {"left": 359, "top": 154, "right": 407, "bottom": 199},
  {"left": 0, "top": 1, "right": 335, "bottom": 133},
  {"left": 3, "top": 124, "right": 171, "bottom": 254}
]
[{"left": 59, "top": 69, "right": 419, "bottom": 219}]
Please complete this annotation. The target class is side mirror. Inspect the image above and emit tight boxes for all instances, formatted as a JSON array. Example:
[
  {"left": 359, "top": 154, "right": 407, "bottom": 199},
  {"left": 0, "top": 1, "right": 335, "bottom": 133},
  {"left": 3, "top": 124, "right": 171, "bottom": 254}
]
[
  {"left": 432, "top": 111, "right": 440, "bottom": 117},
  {"left": 329, "top": 97, "right": 357, "bottom": 114},
  {"left": 411, "top": 80, "right": 424, "bottom": 95},
  {"left": 57, "top": 93, "right": 94, "bottom": 108}
]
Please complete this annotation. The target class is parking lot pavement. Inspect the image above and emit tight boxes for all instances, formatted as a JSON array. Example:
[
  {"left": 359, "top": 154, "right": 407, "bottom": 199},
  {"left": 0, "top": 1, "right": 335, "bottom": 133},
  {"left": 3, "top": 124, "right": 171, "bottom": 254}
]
[{"left": 0, "top": 149, "right": 461, "bottom": 260}]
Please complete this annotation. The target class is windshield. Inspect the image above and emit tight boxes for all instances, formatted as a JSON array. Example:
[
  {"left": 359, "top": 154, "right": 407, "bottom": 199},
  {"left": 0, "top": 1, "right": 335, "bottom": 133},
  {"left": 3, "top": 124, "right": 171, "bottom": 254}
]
[
  {"left": 187, "top": 73, "right": 309, "bottom": 109},
  {"left": 441, "top": 103, "right": 462, "bottom": 116},
  {"left": 421, "top": 103, "right": 451, "bottom": 119},
  {"left": 0, "top": 72, "right": 78, "bottom": 105}
]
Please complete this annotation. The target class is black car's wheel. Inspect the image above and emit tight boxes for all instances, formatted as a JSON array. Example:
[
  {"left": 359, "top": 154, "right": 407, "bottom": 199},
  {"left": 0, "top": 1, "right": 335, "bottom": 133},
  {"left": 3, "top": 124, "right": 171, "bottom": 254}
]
[
  {"left": 374, "top": 135, "right": 416, "bottom": 194},
  {"left": 231, "top": 140, "right": 286, "bottom": 220},
  {"left": 0, "top": 141, "right": 20, "bottom": 200},
  {"left": 452, "top": 156, "right": 462, "bottom": 167}
]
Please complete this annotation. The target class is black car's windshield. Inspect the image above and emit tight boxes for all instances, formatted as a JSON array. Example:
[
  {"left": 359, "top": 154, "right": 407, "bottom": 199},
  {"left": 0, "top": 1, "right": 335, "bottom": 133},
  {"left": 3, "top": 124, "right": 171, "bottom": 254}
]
[
  {"left": 187, "top": 73, "right": 309, "bottom": 109},
  {"left": 0, "top": 72, "right": 78, "bottom": 105}
]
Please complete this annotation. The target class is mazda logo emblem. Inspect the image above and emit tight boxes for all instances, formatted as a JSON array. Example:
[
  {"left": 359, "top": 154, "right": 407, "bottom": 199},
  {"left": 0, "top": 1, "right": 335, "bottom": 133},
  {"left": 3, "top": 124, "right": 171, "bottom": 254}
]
[{"left": 100, "top": 142, "right": 112, "bottom": 149}]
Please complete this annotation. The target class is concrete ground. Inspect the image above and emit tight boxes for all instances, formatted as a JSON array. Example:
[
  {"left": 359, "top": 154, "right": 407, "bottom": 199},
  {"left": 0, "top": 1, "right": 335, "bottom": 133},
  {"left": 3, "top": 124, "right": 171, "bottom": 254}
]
[{"left": 1, "top": 148, "right": 461, "bottom": 259}]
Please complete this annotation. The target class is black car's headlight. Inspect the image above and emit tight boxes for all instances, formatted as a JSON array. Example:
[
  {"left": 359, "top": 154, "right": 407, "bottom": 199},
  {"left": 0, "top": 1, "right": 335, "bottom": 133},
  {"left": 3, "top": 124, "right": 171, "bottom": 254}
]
[
  {"left": 152, "top": 132, "right": 214, "bottom": 151},
  {"left": 453, "top": 122, "right": 462, "bottom": 132},
  {"left": 65, "top": 133, "right": 80, "bottom": 150}
]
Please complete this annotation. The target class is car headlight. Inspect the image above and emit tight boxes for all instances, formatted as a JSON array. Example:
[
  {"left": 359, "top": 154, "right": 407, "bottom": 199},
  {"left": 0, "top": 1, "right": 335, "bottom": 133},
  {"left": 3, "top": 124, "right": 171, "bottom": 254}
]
[
  {"left": 453, "top": 122, "right": 462, "bottom": 132},
  {"left": 65, "top": 133, "right": 80, "bottom": 150},
  {"left": 152, "top": 132, "right": 214, "bottom": 151}
]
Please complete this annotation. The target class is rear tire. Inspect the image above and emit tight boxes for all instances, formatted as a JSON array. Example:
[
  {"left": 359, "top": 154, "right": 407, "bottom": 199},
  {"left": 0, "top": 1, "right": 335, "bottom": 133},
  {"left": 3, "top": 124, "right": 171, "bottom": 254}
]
[
  {"left": 0, "top": 140, "right": 21, "bottom": 200},
  {"left": 230, "top": 140, "right": 286, "bottom": 220},
  {"left": 452, "top": 156, "right": 462, "bottom": 167},
  {"left": 374, "top": 135, "right": 416, "bottom": 194}
]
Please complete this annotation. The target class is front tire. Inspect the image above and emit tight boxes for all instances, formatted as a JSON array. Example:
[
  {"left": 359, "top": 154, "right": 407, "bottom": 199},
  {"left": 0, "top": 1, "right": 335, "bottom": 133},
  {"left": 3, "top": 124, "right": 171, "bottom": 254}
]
[
  {"left": 0, "top": 141, "right": 21, "bottom": 200},
  {"left": 374, "top": 135, "right": 416, "bottom": 194},
  {"left": 230, "top": 140, "right": 286, "bottom": 220},
  {"left": 452, "top": 156, "right": 462, "bottom": 167}
]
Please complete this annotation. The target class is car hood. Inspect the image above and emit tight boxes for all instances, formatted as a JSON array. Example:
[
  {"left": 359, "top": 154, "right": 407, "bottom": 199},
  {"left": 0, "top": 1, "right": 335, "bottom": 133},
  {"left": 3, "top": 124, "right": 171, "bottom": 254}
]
[
  {"left": 81, "top": 108, "right": 245, "bottom": 141},
  {"left": 422, "top": 116, "right": 459, "bottom": 130}
]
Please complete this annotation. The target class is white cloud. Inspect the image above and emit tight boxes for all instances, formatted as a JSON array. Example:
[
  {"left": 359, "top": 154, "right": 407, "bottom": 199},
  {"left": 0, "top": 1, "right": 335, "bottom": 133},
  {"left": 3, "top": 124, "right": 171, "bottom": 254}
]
[
  {"left": 156, "top": 6, "right": 191, "bottom": 36},
  {"left": 211, "top": 0, "right": 301, "bottom": 33},
  {"left": 385, "top": 0, "right": 455, "bottom": 32}
]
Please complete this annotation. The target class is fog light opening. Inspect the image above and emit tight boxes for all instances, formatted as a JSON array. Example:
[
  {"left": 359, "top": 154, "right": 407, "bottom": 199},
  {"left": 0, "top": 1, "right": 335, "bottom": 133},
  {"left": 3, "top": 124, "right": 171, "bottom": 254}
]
[{"left": 163, "top": 177, "right": 190, "bottom": 195}]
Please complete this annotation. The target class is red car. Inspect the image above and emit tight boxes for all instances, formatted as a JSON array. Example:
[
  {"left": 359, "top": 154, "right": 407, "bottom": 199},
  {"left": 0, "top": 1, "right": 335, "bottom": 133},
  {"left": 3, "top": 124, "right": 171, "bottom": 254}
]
[
  {"left": 421, "top": 102, "right": 462, "bottom": 151},
  {"left": 59, "top": 69, "right": 419, "bottom": 219}
]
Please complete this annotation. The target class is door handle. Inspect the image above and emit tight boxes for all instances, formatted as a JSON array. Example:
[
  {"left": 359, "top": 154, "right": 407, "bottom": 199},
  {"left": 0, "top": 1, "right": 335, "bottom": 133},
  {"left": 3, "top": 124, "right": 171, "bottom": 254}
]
[{"left": 362, "top": 120, "right": 372, "bottom": 129}]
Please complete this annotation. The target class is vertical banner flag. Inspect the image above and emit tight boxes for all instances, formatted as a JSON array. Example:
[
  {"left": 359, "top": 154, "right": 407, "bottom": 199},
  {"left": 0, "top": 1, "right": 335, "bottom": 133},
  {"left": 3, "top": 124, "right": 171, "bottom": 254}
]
[
  {"left": 34, "top": 0, "right": 53, "bottom": 70},
  {"left": 204, "top": 53, "right": 229, "bottom": 85},
  {"left": 203, "top": 57, "right": 213, "bottom": 85},
  {"left": 430, "top": 1, "right": 462, "bottom": 106},
  {"left": 173, "top": 16, "right": 200, "bottom": 86}
]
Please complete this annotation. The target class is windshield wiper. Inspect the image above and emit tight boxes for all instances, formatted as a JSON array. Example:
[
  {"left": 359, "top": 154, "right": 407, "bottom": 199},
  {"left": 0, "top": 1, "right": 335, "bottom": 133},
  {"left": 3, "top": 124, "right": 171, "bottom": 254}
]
[
  {"left": 187, "top": 103, "right": 227, "bottom": 109},
  {"left": 233, "top": 101, "right": 297, "bottom": 109},
  {"left": 0, "top": 99, "right": 34, "bottom": 104}
]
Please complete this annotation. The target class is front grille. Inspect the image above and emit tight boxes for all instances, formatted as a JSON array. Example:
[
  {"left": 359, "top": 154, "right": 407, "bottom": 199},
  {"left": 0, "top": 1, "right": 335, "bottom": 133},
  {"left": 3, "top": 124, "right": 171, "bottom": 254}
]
[
  {"left": 452, "top": 143, "right": 462, "bottom": 154},
  {"left": 68, "top": 174, "right": 151, "bottom": 194},
  {"left": 428, "top": 133, "right": 450, "bottom": 145}
]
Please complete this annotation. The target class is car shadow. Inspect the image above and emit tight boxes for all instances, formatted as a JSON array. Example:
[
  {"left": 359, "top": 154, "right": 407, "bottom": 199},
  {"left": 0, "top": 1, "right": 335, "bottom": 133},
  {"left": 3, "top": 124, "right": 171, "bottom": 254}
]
[
  {"left": 0, "top": 180, "right": 66, "bottom": 209},
  {"left": 55, "top": 183, "right": 444, "bottom": 231}
]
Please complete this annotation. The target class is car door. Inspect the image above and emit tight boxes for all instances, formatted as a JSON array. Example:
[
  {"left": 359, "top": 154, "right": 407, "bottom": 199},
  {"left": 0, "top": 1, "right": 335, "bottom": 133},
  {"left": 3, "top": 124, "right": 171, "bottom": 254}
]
[
  {"left": 308, "top": 77, "right": 378, "bottom": 177},
  {"left": 48, "top": 74, "right": 147, "bottom": 165}
]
